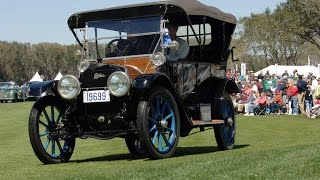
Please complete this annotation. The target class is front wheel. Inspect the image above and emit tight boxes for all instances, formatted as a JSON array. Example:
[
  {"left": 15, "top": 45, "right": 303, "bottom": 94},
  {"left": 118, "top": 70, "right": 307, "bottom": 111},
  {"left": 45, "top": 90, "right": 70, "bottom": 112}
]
[
  {"left": 137, "top": 86, "right": 180, "bottom": 159},
  {"left": 214, "top": 93, "right": 236, "bottom": 150},
  {"left": 29, "top": 96, "right": 75, "bottom": 164}
]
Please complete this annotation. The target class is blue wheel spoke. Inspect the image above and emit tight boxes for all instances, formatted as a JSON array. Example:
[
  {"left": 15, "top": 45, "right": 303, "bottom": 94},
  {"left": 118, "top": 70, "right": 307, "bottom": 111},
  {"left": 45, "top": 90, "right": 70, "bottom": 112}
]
[
  {"left": 39, "top": 130, "right": 48, "bottom": 137},
  {"left": 56, "top": 112, "right": 62, "bottom": 123},
  {"left": 164, "top": 112, "right": 174, "bottom": 121},
  {"left": 56, "top": 140, "right": 63, "bottom": 154},
  {"left": 51, "top": 105, "right": 55, "bottom": 123},
  {"left": 43, "top": 109, "right": 51, "bottom": 124},
  {"left": 44, "top": 139, "right": 50, "bottom": 150},
  {"left": 152, "top": 131, "right": 159, "bottom": 145},
  {"left": 158, "top": 134, "right": 163, "bottom": 151},
  {"left": 52, "top": 140, "right": 55, "bottom": 157},
  {"left": 148, "top": 117, "right": 157, "bottom": 124},
  {"left": 165, "top": 127, "right": 173, "bottom": 133},
  {"left": 161, "top": 132, "right": 170, "bottom": 146},
  {"left": 168, "top": 131, "right": 176, "bottom": 142},
  {"left": 149, "top": 125, "right": 157, "bottom": 132},
  {"left": 150, "top": 105, "right": 156, "bottom": 118},
  {"left": 161, "top": 102, "right": 168, "bottom": 116},
  {"left": 170, "top": 113, "right": 176, "bottom": 128},
  {"left": 39, "top": 120, "right": 48, "bottom": 128},
  {"left": 156, "top": 97, "right": 160, "bottom": 115}
]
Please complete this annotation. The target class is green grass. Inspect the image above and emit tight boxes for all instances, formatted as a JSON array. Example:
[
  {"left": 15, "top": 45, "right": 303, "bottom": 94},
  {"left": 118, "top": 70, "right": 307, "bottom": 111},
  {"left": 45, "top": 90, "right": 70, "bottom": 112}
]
[{"left": 1, "top": 102, "right": 320, "bottom": 179}]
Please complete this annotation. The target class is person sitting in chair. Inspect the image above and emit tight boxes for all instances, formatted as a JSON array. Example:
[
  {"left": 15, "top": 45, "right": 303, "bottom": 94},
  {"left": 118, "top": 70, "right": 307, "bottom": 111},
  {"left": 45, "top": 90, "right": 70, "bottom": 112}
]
[
  {"left": 165, "top": 21, "right": 190, "bottom": 61},
  {"left": 270, "top": 89, "right": 285, "bottom": 114}
]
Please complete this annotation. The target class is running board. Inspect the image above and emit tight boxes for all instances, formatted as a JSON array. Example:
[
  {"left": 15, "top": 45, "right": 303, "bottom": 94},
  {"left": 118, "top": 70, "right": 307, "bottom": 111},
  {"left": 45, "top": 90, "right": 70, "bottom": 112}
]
[{"left": 192, "top": 119, "right": 224, "bottom": 126}]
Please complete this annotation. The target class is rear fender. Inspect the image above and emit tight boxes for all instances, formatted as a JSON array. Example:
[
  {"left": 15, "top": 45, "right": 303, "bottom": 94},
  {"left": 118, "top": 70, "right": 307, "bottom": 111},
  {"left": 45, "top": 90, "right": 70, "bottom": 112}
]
[{"left": 208, "top": 78, "right": 239, "bottom": 118}]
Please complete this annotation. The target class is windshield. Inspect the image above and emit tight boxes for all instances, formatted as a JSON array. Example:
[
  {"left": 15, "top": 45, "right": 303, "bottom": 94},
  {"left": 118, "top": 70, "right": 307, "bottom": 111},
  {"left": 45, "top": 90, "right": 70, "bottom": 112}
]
[
  {"left": 80, "top": 16, "right": 162, "bottom": 59},
  {"left": 0, "top": 82, "right": 15, "bottom": 88}
]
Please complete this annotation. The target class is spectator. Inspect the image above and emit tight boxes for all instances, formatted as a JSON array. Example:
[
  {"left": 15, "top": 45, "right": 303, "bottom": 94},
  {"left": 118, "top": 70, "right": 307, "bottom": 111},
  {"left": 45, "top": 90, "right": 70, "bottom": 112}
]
[
  {"left": 264, "top": 70, "right": 271, "bottom": 79},
  {"left": 309, "top": 99, "right": 320, "bottom": 118},
  {"left": 287, "top": 81, "right": 299, "bottom": 115},
  {"left": 282, "top": 70, "right": 289, "bottom": 78},
  {"left": 297, "top": 75, "right": 307, "bottom": 114},
  {"left": 305, "top": 80, "right": 313, "bottom": 115},
  {"left": 251, "top": 80, "right": 259, "bottom": 97},
  {"left": 279, "top": 79, "right": 289, "bottom": 113},
  {"left": 240, "top": 91, "right": 256, "bottom": 116},
  {"left": 257, "top": 72, "right": 264, "bottom": 80},
  {"left": 293, "top": 70, "right": 299, "bottom": 80},
  {"left": 311, "top": 76, "right": 318, "bottom": 103},
  {"left": 270, "top": 89, "right": 285, "bottom": 114}
]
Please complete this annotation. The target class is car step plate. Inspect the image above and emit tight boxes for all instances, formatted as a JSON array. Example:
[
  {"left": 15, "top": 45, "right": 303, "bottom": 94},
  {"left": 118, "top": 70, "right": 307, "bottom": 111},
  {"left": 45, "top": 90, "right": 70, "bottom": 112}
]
[
  {"left": 83, "top": 90, "right": 110, "bottom": 103},
  {"left": 192, "top": 119, "right": 224, "bottom": 125}
]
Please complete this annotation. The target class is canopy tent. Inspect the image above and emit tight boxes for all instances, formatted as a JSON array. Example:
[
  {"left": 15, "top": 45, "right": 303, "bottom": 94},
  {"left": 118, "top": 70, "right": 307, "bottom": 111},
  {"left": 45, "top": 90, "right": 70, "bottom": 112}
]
[
  {"left": 29, "top": 72, "right": 43, "bottom": 82},
  {"left": 54, "top": 72, "right": 63, "bottom": 80},
  {"left": 254, "top": 64, "right": 320, "bottom": 78}
]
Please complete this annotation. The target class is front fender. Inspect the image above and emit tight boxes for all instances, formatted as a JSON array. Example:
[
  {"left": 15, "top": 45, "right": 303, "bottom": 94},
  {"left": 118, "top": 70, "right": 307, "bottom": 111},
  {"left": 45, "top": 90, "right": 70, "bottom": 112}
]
[
  {"left": 132, "top": 73, "right": 193, "bottom": 137},
  {"left": 133, "top": 73, "right": 176, "bottom": 94},
  {"left": 29, "top": 80, "right": 57, "bottom": 97}
]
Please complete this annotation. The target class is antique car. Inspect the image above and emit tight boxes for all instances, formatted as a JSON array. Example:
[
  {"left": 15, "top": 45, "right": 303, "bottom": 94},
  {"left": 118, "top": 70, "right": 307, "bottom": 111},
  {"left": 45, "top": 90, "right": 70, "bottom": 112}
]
[
  {"left": 28, "top": 0, "right": 239, "bottom": 164},
  {"left": 0, "top": 82, "right": 26, "bottom": 103},
  {"left": 20, "top": 81, "right": 40, "bottom": 101}
]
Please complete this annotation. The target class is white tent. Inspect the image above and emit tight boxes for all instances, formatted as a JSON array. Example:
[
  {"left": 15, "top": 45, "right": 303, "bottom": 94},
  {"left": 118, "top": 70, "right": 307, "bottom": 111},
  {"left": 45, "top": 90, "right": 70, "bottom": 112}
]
[
  {"left": 254, "top": 64, "right": 320, "bottom": 78},
  {"left": 29, "top": 72, "right": 43, "bottom": 82},
  {"left": 54, "top": 72, "right": 63, "bottom": 80}
]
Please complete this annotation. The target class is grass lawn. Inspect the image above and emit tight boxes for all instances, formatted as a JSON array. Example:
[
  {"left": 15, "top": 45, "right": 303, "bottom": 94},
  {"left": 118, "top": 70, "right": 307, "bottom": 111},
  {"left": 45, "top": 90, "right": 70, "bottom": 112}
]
[{"left": 1, "top": 102, "right": 320, "bottom": 179}]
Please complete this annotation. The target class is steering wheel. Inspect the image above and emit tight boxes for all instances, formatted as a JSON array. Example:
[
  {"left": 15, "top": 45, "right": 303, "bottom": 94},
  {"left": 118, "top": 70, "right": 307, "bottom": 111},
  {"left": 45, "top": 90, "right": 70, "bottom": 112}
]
[{"left": 106, "top": 39, "right": 130, "bottom": 57}]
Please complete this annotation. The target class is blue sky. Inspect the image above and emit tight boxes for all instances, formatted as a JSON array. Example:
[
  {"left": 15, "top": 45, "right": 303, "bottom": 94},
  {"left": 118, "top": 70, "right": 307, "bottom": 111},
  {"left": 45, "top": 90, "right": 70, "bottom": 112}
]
[{"left": 0, "top": 0, "right": 284, "bottom": 44}]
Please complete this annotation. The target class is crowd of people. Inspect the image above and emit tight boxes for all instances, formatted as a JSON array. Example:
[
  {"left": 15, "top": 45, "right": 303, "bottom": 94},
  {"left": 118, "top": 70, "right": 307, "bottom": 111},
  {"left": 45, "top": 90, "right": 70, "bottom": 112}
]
[{"left": 228, "top": 69, "right": 320, "bottom": 118}]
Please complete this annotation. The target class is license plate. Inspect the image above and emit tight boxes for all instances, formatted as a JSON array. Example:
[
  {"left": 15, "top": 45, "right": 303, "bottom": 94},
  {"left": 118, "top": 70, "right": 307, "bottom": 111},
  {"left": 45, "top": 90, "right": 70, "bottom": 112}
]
[{"left": 83, "top": 90, "right": 110, "bottom": 103}]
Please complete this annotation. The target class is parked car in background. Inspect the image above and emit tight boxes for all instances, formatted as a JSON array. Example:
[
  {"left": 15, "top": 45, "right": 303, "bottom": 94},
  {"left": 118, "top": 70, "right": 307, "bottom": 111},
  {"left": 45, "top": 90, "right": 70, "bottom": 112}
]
[
  {"left": 0, "top": 82, "right": 26, "bottom": 102},
  {"left": 21, "top": 81, "right": 41, "bottom": 101}
]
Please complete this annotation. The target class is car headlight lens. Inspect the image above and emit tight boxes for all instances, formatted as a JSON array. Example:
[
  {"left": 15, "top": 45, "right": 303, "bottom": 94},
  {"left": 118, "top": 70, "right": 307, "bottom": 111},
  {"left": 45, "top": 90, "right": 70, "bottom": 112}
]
[
  {"left": 107, "top": 71, "right": 130, "bottom": 97},
  {"left": 57, "top": 75, "right": 81, "bottom": 100},
  {"left": 77, "top": 59, "right": 90, "bottom": 73},
  {"left": 151, "top": 52, "right": 166, "bottom": 66}
]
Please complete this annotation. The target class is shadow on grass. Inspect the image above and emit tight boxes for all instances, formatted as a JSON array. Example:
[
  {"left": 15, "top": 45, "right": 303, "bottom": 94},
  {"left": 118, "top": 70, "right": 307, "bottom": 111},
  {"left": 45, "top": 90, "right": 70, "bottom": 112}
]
[
  {"left": 175, "top": 144, "right": 249, "bottom": 157},
  {"left": 71, "top": 144, "right": 249, "bottom": 163},
  {"left": 71, "top": 153, "right": 145, "bottom": 163}
]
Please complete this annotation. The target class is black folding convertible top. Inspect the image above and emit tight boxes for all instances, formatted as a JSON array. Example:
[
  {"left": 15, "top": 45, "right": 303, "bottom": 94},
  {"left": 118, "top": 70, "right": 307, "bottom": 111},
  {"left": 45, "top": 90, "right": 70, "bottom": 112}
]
[{"left": 67, "top": 0, "right": 236, "bottom": 29}]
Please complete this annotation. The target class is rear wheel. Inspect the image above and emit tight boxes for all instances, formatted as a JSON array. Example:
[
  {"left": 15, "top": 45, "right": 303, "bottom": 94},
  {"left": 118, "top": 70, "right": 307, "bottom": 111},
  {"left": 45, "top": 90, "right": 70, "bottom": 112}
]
[
  {"left": 214, "top": 93, "right": 236, "bottom": 150},
  {"left": 125, "top": 135, "right": 144, "bottom": 155},
  {"left": 29, "top": 96, "right": 75, "bottom": 164},
  {"left": 137, "top": 87, "right": 180, "bottom": 159}
]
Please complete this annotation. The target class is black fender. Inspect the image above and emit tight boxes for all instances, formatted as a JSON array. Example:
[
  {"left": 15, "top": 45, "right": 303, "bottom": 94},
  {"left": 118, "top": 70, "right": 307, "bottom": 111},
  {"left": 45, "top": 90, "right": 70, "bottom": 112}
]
[
  {"left": 205, "top": 77, "right": 239, "bottom": 118},
  {"left": 212, "top": 78, "right": 240, "bottom": 98},
  {"left": 132, "top": 73, "right": 193, "bottom": 136},
  {"left": 29, "top": 80, "right": 58, "bottom": 97}
]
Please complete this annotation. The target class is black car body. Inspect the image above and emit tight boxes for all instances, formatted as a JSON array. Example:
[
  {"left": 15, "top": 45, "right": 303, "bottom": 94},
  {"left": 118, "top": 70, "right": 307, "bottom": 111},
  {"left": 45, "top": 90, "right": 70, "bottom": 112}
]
[{"left": 29, "top": 0, "right": 239, "bottom": 164}]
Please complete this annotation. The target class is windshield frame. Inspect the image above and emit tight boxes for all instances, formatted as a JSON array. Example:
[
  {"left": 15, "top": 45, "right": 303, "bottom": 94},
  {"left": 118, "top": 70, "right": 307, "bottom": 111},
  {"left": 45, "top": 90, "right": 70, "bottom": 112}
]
[{"left": 76, "top": 16, "right": 163, "bottom": 60}]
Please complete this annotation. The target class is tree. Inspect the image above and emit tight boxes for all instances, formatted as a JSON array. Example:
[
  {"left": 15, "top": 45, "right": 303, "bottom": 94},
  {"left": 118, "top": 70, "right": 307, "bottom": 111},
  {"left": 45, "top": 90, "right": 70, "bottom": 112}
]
[{"left": 281, "top": 0, "right": 320, "bottom": 51}]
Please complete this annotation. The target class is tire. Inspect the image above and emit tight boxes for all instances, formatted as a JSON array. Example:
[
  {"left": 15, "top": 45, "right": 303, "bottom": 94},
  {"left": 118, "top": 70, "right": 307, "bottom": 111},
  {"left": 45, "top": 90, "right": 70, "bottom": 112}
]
[
  {"left": 125, "top": 135, "right": 145, "bottom": 155},
  {"left": 137, "top": 86, "right": 180, "bottom": 159},
  {"left": 29, "top": 96, "right": 75, "bottom": 164},
  {"left": 214, "top": 93, "right": 236, "bottom": 150}
]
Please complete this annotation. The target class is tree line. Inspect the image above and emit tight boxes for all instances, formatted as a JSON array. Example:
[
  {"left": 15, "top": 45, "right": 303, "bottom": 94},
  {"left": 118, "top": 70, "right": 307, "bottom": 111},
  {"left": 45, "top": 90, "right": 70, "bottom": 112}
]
[
  {"left": 230, "top": 0, "right": 320, "bottom": 72},
  {"left": 0, "top": 0, "right": 319, "bottom": 83},
  {"left": 0, "top": 41, "right": 79, "bottom": 84}
]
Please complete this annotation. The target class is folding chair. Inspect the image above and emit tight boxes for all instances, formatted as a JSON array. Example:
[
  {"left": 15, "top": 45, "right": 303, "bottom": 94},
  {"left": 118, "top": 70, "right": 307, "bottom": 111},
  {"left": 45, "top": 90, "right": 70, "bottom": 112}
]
[{"left": 254, "top": 105, "right": 270, "bottom": 115}]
